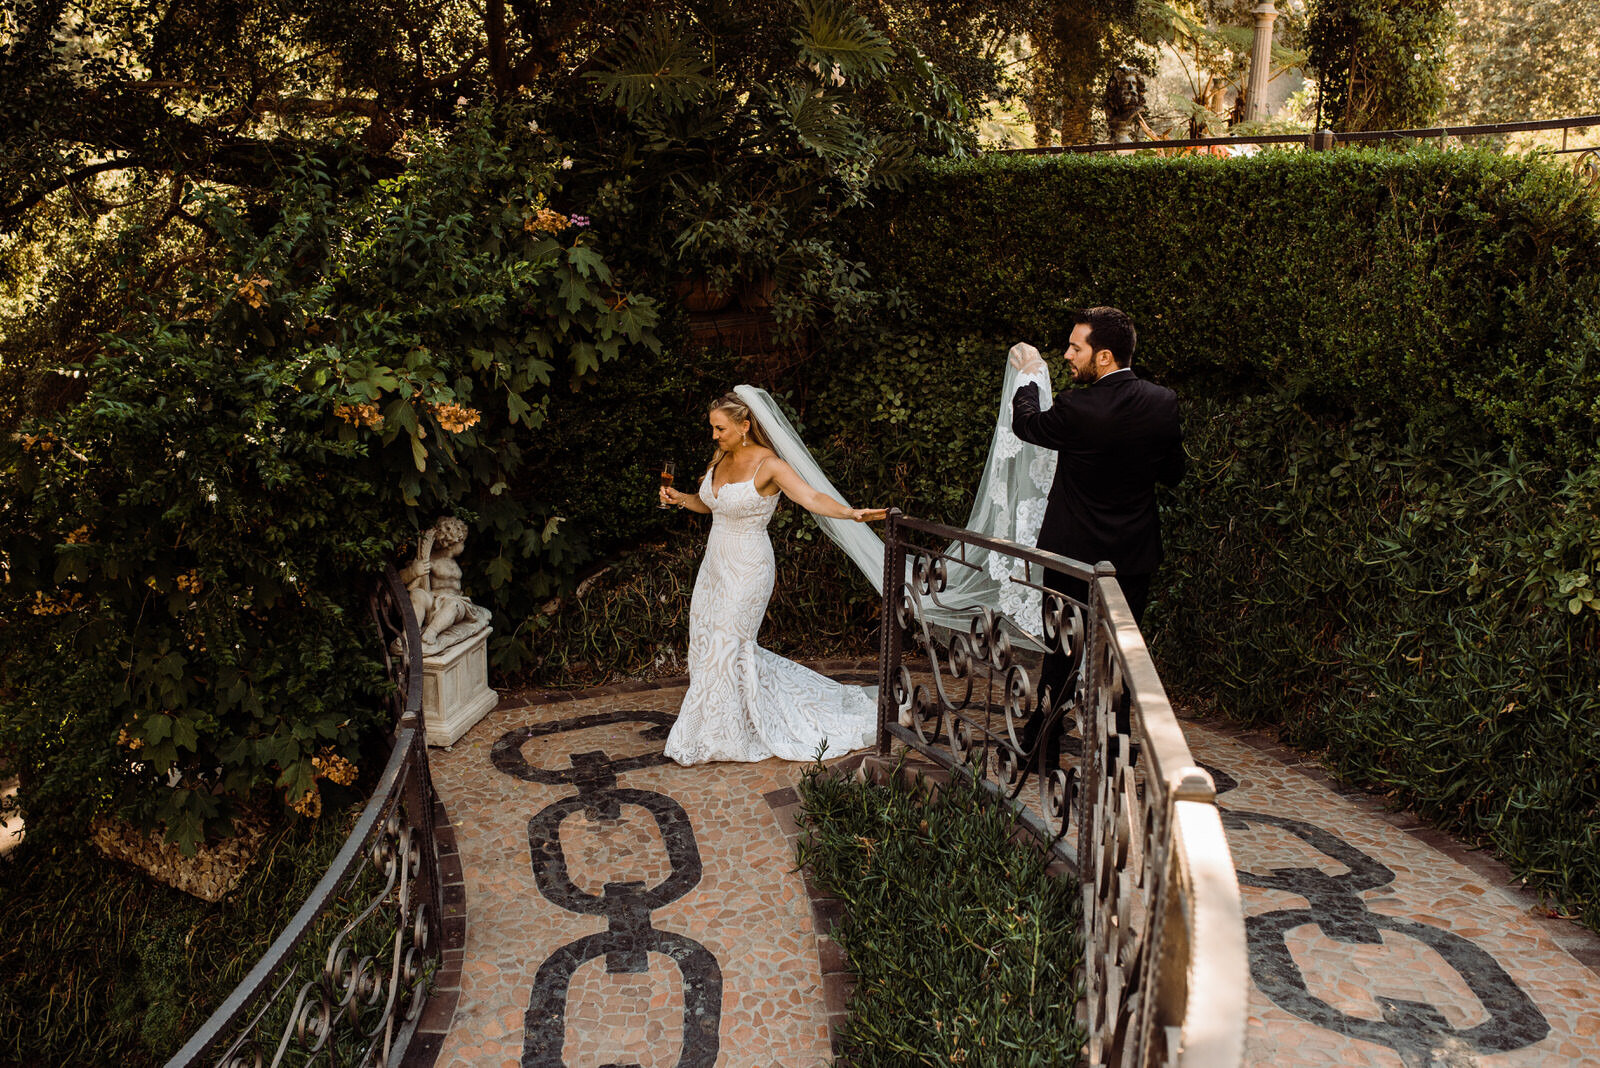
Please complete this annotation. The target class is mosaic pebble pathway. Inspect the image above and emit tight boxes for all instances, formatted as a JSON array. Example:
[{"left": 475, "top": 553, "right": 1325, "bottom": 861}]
[
  {"left": 1185, "top": 717, "right": 1600, "bottom": 1068},
  {"left": 406, "top": 664, "right": 878, "bottom": 1068},
  {"left": 402, "top": 668, "right": 1600, "bottom": 1068}
]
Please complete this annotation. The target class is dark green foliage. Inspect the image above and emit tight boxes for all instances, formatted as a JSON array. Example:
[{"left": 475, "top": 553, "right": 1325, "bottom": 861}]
[
  {"left": 835, "top": 150, "right": 1600, "bottom": 458},
  {"left": 0, "top": 100, "right": 660, "bottom": 850},
  {"left": 573, "top": 0, "right": 971, "bottom": 343},
  {"left": 1305, "top": 0, "right": 1453, "bottom": 131},
  {"left": 797, "top": 762, "right": 1085, "bottom": 1065},
  {"left": 800, "top": 148, "right": 1600, "bottom": 931},
  {"left": 0, "top": 806, "right": 362, "bottom": 1066},
  {"left": 1151, "top": 395, "right": 1600, "bottom": 917}
]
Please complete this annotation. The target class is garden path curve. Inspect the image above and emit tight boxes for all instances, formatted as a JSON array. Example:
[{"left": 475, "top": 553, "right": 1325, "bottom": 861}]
[{"left": 400, "top": 666, "right": 1600, "bottom": 1068}]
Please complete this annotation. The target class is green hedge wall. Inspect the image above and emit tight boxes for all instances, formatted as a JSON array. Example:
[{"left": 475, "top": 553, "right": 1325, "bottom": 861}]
[
  {"left": 837, "top": 150, "right": 1600, "bottom": 458},
  {"left": 514, "top": 148, "right": 1600, "bottom": 927},
  {"left": 793, "top": 148, "right": 1600, "bottom": 929}
]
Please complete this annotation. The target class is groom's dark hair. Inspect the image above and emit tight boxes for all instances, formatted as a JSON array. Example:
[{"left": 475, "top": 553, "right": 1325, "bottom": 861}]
[{"left": 1073, "top": 306, "right": 1137, "bottom": 367}]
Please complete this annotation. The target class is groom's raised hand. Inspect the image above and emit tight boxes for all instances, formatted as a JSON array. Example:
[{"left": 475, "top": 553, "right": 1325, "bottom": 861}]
[{"left": 1007, "top": 342, "right": 1045, "bottom": 375}]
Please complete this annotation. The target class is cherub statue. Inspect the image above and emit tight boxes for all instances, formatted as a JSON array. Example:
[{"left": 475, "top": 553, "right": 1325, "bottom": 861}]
[{"left": 398, "top": 517, "right": 492, "bottom": 655}]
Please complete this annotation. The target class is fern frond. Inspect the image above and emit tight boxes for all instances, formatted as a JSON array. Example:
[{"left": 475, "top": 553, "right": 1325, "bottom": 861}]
[
  {"left": 791, "top": 0, "right": 892, "bottom": 83},
  {"left": 585, "top": 17, "right": 711, "bottom": 119},
  {"left": 1145, "top": 2, "right": 1205, "bottom": 46}
]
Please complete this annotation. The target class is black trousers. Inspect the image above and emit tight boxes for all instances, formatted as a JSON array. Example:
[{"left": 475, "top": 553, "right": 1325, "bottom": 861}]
[{"left": 1026, "top": 567, "right": 1151, "bottom": 762}]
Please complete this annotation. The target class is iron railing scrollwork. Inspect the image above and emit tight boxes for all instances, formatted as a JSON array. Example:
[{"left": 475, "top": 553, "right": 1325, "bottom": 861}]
[
  {"left": 166, "top": 565, "right": 443, "bottom": 1068},
  {"left": 877, "top": 511, "right": 1248, "bottom": 1068},
  {"left": 1576, "top": 148, "right": 1600, "bottom": 191}
]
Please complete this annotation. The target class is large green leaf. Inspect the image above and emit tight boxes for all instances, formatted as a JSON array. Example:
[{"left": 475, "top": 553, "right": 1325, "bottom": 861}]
[
  {"left": 885, "top": 44, "right": 969, "bottom": 157},
  {"left": 586, "top": 17, "right": 711, "bottom": 119},
  {"left": 791, "top": 0, "right": 892, "bottom": 82},
  {"left": 771, "top": 79, "right": 865, "bottom": 159}
]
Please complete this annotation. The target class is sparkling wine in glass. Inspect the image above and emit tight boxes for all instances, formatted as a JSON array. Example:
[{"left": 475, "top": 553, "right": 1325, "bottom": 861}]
[{"left": 658, "top": 461, "right": 677, "bottom": 509}]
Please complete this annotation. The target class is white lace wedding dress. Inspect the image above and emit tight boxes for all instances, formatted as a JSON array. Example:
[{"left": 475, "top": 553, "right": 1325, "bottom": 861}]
[{"left": 662, "top": 471, "right": 878, "bottom": 766}]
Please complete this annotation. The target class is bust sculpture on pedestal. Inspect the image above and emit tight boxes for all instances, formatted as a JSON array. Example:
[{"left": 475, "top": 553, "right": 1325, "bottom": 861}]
[
  {"left": 399, "top": 517, "right": 497, "bottom": 746},
  {"left": 1104, "top": 65, "right": 1147, "bottom": 144}
]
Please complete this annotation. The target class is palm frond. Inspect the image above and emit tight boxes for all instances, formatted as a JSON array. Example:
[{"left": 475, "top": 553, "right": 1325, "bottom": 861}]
[
  {"left": 585, "top": 17, "right": 711, "bottom": 119},
  {"left": 791, "top": 0, "right": 892, "bottom": 83}
]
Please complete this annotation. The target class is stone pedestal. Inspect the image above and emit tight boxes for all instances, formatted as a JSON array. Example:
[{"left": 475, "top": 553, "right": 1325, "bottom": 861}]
[{"left": 422, "top": 628, "right": 498, "bottom": 747}]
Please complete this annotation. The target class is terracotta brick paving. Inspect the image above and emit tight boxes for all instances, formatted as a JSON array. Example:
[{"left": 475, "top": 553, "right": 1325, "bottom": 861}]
[{"left": 410, "top": 670, "right": 1600, "bottom": 1067}]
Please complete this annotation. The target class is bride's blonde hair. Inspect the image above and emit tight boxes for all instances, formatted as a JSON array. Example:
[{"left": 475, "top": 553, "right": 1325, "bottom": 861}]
[{"left": 707, "top": 391, "right": 773, "bottom": 471}]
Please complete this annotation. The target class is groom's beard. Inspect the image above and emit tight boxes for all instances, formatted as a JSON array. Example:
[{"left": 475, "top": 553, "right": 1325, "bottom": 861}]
[{"left": 1072, "top": 364, "right": 1098, "bottom": 384}]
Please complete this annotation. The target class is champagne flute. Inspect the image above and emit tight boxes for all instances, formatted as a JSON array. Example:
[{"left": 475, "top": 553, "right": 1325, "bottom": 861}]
[{"left": 658, "top": 461, "right": 677, "bottom": 509}]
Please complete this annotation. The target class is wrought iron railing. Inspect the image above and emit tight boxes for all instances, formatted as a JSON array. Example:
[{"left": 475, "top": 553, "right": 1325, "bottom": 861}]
[
  {"left": 876, "top": 511, "right": 1248, "bottom": 1068},
  {"left": 1007, "top": 112, "right": 1600, "bottom": 161},
  {"left": 165, "top": 566, "right": 443, "bottom": 1068}
]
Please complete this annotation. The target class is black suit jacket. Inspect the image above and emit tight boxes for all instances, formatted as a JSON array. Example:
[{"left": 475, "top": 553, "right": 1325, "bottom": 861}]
[{"left": 1011, "top": 370, "right": 1184, "bottom": 576}]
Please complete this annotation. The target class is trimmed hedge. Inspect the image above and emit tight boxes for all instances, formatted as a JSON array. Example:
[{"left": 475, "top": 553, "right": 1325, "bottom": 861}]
[
  {"left": 1155, "top": 396, "right": 1600, "bottom": 907},
  {"left": 802, "top": 148, "right": 1600, "bottom": 931},
  {"left": 559, "top": 149, "right": 1600, "bottom": 927},
  {"left": 836, "top": 149, "right": 1600, "bottom": 459}
]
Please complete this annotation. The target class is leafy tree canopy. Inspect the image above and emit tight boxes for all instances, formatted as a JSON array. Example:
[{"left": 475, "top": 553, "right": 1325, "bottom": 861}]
[
  {"left": 0, "top": 0, "right": 1047, "bottom": 403},
  {"left": 0, "top": 0, "right": 1059, "bottom": 851},
  {"left": 1305, "top": 0, "right": 1453, "bottom": 131},
  {"left": 1441, "top": 0, "right": 1600, "bottom": 125}
]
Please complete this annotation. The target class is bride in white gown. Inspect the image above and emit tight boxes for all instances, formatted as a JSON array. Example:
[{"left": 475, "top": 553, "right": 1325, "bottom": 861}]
[{"left": 658, "top": 391, "right": 886, "bottom": 766}]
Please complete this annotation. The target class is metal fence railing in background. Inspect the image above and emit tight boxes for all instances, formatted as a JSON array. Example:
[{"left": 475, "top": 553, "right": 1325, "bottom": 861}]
[
  {"left": 1007, "top": 113, "right": 1600, "bottom": 184},
  {"left": 165, "top": 566, "right": 443, "bottom": 1068},
  {"left": 876, "top": 511, "right": 1248, "bottom": 1068}
]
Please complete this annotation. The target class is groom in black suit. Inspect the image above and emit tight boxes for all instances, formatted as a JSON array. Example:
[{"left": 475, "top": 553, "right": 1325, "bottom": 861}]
[{"left": 1009, "top": 306, "right": 1185, "bottom": 764}]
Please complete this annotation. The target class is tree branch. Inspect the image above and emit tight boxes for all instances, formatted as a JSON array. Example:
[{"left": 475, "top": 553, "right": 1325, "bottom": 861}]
[
  {"left": 206, "top": 94, "right": 385, "bottom": 126},
  {"left": 2, "top": 157, "right": 145, "bottom": 226}
]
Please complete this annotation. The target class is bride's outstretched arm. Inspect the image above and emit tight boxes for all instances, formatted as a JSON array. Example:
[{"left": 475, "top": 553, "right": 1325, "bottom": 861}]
[{"left": 763, "top": 458, "right": 883, "bottom": 522}]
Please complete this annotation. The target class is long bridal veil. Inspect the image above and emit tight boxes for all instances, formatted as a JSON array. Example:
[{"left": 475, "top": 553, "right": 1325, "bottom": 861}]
[{"left": 733, "top": 360, "right": 1056, "bottom": 647}]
